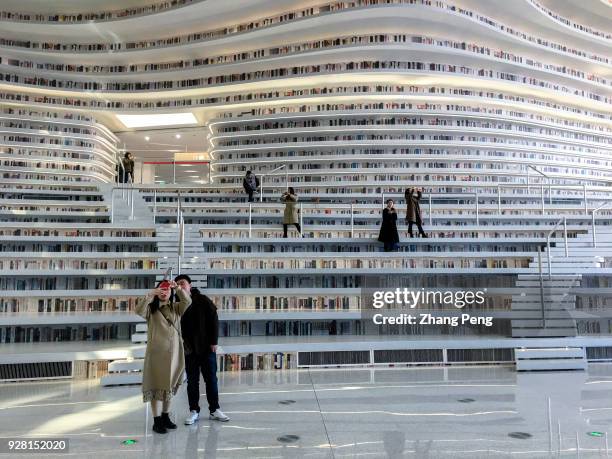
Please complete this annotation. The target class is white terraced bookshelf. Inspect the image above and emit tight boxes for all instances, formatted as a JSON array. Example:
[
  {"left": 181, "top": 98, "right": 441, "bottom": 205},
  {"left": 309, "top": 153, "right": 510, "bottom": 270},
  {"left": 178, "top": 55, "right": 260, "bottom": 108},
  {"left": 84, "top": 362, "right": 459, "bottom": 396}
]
[{"left": 0, "top": 0, "right": 612, "bottom": 381}]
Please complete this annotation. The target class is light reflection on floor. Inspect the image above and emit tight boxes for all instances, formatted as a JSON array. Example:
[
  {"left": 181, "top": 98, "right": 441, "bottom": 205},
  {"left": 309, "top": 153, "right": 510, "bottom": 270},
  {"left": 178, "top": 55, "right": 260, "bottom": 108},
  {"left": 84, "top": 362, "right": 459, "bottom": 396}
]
[{"left": 1, "top": 365, "right": 612, "bottom": 458}]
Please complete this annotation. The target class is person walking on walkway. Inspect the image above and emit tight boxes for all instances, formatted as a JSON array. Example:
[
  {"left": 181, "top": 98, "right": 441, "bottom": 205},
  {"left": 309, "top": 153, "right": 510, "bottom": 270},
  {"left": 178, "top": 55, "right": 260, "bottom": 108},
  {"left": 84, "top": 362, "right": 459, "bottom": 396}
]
[
  {"left": 242, "top": 170, "right": 259, "bottom": 202},
  {"left": 378, "top": 199, "right": 400, "bottom": 251},
  {"left": 176, "top": 274, "right": 230, "bottom": 424},
  {"left": 135, "top": 280, "right": 192, "bottom": 434},
  {"left": 281, "top": 187, "right": 301, "bottom": 237},
  {"left": 405, "top": 187, "right": 427, "bottom": 238}
]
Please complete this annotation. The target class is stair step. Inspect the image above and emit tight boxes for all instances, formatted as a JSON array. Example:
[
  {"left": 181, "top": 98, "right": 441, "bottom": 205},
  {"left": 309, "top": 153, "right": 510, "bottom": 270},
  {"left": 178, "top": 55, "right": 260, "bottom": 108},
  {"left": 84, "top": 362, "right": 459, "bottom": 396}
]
[
  {"left": 515, "top": 347, "right": 586, "bottom": 371},
  {"left": 100, "top": 373, "right": 143, "bottom": 386},
  {"left": 108, "top": 359, "right": 144, "bottom": 372},
  {"left": 131, "top": 333, "right": 147, "bottom": 343}
]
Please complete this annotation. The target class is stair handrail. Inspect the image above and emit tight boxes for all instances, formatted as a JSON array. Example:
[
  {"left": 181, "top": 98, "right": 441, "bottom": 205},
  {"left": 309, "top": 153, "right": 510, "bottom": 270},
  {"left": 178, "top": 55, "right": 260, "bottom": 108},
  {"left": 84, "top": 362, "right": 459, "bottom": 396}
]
[
  {"left": 528, "top": 165, "right": 551, "bottom": 213},
  {"left": 592, "top": 202, "right": 612, "bottom": 247},
  {"left": 546, "top": 217, "right": 567, "bottom": 279},
  {"left": 259, "top": 165, "right": 286, "bottom": 202}
]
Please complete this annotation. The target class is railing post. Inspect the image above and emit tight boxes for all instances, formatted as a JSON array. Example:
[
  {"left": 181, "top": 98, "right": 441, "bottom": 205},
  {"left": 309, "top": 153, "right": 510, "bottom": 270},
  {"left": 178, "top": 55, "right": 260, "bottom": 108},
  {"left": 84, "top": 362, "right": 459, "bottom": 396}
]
[
  {"left": 428, "top": 194, "right": 432, "bottom": 226},
  {"left": 497, "top": 184, "right": 501, "bottom": 214},
  {"left": 110, "top": 188, "right": 115, "bottom": 224},
  {"left": 537, "top": 245, "right": 546, "bottom": 328},
  {"left": 130, "top": 188, "right": 135, "bottom": 220},
  {"left": 260, "top": 175, "right": 264, "bottom": 203},
  {"left": 547, "top": 234, "right": 552, "bottom": 280},
  {"left": 382, "top": 192, "right": 385, "bottom": 208},
  {"left": 475, "top": 193, "right": 479, "bottom": 225},
  {"left": 350, "top": 204, "right": 354, "bottom": 238},
  {"left": 541, "top": 184, "right": 545, "bottom": 215},
  {"left": 173, "top": 160, "right": 176, "bottom": 185},
  {"left": 176, "top": 191, "right": 181, "bottom": 224},
  {"left": 592, "top": 211, "right": 597, "bottom": 248},
  {"left": 248, "top": 203, "right": 252, "bottom": 238},
  {"left": 527, "top": 167, "right": 530, "bottom": 193},
  {"left": 153, "top": 190, "right": 157, "bottom": 223},
  {"left": 299, "top": 203, "right": 303, "bottom": 235},
  {"left": 583, "top": 184, "right": 588, "bottom": 215},
  {"left": 563, "top": 216, "right": 568, "bottom": 257},
  {"left": 548, "top": 183, "right": 552, "bottom": 205}
]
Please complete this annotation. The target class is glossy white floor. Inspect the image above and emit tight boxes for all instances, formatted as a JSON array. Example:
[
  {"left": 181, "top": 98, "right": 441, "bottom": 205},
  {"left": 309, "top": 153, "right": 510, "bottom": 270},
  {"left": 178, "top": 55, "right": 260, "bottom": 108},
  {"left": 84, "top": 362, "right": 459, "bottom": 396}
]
[{"left": 1, "top": 365, "right": 612, "bottom": 458}]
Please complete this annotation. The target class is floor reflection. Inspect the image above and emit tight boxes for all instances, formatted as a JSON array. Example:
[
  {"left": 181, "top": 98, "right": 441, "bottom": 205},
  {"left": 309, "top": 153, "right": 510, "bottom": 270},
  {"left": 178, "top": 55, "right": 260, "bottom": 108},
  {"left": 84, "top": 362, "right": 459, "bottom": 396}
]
[{"left": 1, "top": 365, "right": 612, "bottom": 457}]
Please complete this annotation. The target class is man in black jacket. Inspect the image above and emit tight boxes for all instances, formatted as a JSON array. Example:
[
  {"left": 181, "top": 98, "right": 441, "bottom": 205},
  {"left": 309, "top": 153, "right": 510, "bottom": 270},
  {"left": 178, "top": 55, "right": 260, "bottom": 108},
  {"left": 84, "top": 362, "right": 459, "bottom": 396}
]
[{"left": 175, "top": 274, "right": 230, "bottom": 423}]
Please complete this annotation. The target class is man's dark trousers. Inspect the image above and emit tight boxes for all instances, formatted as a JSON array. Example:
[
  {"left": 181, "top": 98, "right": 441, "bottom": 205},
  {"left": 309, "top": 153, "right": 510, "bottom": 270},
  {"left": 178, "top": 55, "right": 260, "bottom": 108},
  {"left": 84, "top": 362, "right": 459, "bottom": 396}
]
[{"left": 185, "top": 351, "right": 220, "bottom": 414}]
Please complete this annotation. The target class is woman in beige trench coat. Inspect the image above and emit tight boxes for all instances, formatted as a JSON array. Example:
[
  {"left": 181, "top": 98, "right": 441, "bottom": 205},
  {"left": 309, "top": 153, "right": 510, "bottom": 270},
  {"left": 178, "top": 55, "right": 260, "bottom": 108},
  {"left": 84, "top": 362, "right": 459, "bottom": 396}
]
[
  {"left": 281, "top": 187, "right": 301, "bottom": 237},
  {"left": 136, "top": 280, "right": 191, "bottom": 434}
]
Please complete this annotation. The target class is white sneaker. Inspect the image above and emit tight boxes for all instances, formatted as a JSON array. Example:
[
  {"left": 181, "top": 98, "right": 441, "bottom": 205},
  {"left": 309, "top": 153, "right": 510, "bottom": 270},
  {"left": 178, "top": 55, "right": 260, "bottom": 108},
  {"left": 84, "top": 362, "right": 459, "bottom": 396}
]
[
  {"left": 184, "top": 410, "right": 199, "bottom": 425},
  {"left": 209, "top": 409, "right": 230, "bottom": 422}
]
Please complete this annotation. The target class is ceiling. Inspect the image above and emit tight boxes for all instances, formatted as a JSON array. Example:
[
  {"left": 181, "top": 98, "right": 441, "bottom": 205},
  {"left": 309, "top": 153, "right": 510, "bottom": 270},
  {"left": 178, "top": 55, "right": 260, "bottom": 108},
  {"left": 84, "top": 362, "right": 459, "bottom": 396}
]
[{"left": 116, "top": 126, "right": 208, "bottom": 161}]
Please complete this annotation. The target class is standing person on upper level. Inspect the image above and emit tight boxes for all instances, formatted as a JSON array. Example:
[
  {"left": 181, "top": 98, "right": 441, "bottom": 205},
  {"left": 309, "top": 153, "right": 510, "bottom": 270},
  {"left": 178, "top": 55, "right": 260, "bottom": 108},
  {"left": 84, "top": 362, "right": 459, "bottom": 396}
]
[
  {"left": 405, "top": 187, "right": 428, "bottom": 238},
  {"left": 281, "top": 187, "right": 301, "bottom": 238},
  {"left": 175, "top": 274, "right": 230, "bottom": 425},
  {"left": 122, "top": 152, "right": 135, "bottom": 183},
  {"left": 378, "top": 199, "right": 400, "bottom": 251},
  {"left": 135, "top": 279, "right": 192, "bottom": 434},
  {"left": 242, "top": 170, "right": 259, "bottom": 202}
]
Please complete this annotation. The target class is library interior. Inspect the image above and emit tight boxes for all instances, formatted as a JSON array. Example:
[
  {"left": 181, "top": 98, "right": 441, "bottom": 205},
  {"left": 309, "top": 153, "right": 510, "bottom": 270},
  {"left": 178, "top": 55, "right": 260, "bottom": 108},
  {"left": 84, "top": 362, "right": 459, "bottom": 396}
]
[{"left": 1, "top": 0, "right": 612, "bottom": 457}]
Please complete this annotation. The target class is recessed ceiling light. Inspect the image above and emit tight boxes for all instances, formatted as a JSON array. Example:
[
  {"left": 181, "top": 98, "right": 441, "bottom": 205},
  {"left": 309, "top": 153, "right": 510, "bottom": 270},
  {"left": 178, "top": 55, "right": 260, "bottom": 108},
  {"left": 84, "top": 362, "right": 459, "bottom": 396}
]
[
  {"left": 116, "top": 113, "right": 198, "bottom": 128},
  {"left": 184, "top": 170, "right": 197, "bottom": 172},
  {"left": 175, "top": 134, "right": 181, "bottom": 139},
  {"left": 144, "top": 136, "right": 150, "bottom": 141}
]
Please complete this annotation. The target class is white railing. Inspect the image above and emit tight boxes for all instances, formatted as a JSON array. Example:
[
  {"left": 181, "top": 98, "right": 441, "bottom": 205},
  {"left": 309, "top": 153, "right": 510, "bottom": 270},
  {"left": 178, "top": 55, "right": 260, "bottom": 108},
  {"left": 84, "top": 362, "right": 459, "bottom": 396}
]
[
  {"left": 546, "top": 217, "right": 568, "bottom": 279},
  {"left": 259, "top": 165, "right": 286, "bottom": 203},
  {"left": 592, "top": 202, "right": 612, "bottom": 248}
]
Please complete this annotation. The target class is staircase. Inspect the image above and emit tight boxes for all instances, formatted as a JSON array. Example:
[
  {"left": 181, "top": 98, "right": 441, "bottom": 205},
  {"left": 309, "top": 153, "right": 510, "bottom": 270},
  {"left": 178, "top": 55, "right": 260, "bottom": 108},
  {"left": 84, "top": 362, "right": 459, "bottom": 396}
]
[
  {"left": 156, "top": 224, "right": 207, "bottom": 287},
  {"left": 100, "top": 324, "right": 146, "bottom": 386},
  {"left": 511, "top": 225, "right": 608, "bottom": 339},
  {"left": 98, "top": 183, "right": 153, "bottom": 224}
]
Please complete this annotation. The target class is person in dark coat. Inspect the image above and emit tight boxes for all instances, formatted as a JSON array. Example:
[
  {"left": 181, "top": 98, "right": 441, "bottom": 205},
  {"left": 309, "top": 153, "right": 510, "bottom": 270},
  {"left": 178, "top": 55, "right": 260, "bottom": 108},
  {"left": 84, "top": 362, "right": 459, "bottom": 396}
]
[
  {"left": 121, "top": 152, "right": 135, "bottom": 183},
  {"left": 405, "top": 187, "right": 427, "bottom": 238},
  {"left": 175, "top": 274, "right": 230, "bottom": 424},
  {"left": 242, "top": 170, "right": 259, "bottom": 202},
  {"left": 378, "top": 199, "right": 400, "bottom": 251}
]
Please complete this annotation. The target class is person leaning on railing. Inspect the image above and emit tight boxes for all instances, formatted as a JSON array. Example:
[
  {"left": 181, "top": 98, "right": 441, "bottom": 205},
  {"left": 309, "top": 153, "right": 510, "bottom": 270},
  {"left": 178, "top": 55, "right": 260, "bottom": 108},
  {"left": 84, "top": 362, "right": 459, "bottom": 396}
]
[{"left": 135, "top": 280, "right": 192, "bottom": 434}]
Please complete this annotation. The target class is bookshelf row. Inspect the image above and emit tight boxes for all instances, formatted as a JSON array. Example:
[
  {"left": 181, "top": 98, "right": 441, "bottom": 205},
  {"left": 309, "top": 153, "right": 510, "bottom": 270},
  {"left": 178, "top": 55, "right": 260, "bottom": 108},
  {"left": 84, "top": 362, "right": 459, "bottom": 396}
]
[
  {"left": 218, "top": 105, "right": 611, "bottom": 135},
  {"left": 0, "top": 228, "right": 156, "bottom": 237},
  {"left": 0, "top": 277, "right": 155, "bottom": 293},
  {"left": 0, "top": 0, "right": 607, "bottom": 68},
  {"left": 2, "top": 80, "right": 607, "bottom": 119},
  {"left": 1, "top": 296, "right": 144, "bottom": 314},
  {"left": 4, "top": 31, "right": 609, "bottom": 90},
  {"left": 0, "top": 324, "right": 129, "bottom": 343},
  {"left": 0, "top": 260, "right": 157, "bottom": 270},
  {"left": 216, "top": 116, "right": 611, "bottom": 142},
  {"left": 0, "top": 244, "right": 156, "bottom": 252},
  {"left": 218, "top": 352, "right": 296, "bottom": 372},
  {"left": 7, "top": 59, "right": 610, "bottom": 108},
  {"left": 3, "top": 31, "right": 606, "bottom": 91},
  {"left": 203, "top": 257, "right": 530, "bottom": 270}
]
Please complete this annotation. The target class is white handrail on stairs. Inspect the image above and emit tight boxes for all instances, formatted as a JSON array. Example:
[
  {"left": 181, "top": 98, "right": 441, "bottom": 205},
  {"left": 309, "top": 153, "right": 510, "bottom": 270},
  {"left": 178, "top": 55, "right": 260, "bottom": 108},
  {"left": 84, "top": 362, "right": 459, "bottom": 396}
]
[
  {"left": 546, "top": 217, "right": 567, "bottom": 279},
  {"left": 592, "top": 202, "right": 612, "bottom": 248},
  {"left": 259, "top": 165, "right": 286, "bottom": 202}
]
